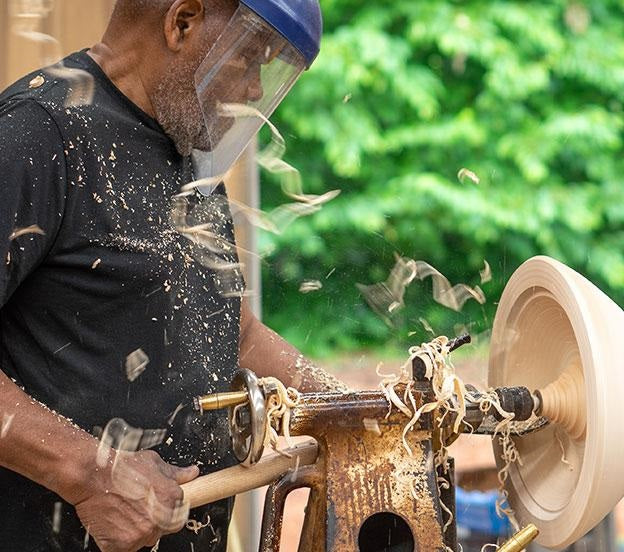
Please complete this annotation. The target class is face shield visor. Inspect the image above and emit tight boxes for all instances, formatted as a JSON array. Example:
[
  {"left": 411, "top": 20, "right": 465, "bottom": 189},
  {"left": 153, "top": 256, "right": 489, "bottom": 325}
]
[{"left": 194, "top": 4, "right": 307, "bottom": 179}]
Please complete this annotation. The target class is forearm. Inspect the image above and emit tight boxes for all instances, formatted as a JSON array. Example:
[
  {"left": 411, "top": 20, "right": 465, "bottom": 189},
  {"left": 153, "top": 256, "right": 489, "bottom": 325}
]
[
  {"left": 239, "top": 308, "right": 349, "bottom": 393},
  {"left": 0, "top": 370, "right": 100, "bottom": 505}
]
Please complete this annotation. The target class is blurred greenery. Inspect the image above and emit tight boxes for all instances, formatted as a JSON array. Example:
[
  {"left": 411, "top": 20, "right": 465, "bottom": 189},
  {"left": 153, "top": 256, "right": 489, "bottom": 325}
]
[{"left": 259, "top": 0, "right": 624, "bottom": 357}]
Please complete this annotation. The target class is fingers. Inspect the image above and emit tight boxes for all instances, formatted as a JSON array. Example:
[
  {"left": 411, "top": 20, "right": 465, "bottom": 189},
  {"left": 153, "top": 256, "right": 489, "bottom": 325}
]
[
  {"left": 76, "top": 450, "right": 196, "bottom": 550},
  {"left": 147, "top": 486, "right": 190, "bottom": 533},
  {"left": 170, "top": 464, "right": 200, "bottom": 485}
]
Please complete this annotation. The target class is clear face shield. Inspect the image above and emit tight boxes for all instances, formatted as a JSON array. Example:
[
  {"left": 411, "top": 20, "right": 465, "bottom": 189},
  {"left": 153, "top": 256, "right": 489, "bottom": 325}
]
[{"left": 194, "top": 4, "right": 307, "bottom": 179}]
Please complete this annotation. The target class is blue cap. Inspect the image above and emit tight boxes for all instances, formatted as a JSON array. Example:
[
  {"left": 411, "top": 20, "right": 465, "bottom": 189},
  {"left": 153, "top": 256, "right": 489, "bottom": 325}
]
[{"left": 240, "top": 0, "right": 322, "bottom": 68}]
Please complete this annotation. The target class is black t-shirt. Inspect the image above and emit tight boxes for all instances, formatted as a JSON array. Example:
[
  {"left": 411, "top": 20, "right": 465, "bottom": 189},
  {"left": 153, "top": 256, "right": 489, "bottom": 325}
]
[{"left": 0, "top": 51, "right": 243, "bottom": 551}]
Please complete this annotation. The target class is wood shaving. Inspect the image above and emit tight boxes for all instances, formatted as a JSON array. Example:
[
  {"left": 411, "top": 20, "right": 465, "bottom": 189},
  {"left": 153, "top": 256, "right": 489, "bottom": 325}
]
[
  {"left": 9, "top": 225, "right": 45, "bottom": 241},
  {"left": 186, "top": 517, "right": 211, "bottom": 534},
  {"left": 29, "top": 75, "right": 45, "bottom": 89},
  {"left": 414, "top": 261, "right": 486, "bottom": 312},
  {"left": 437, "top": 475, "right": 454, "bottom": 533},
  {"left": 480, "top": 260, "right": 492, "bottom": 284},
  {"left": 457, "top": 167, "right": 480, "bottom": 185},
  {"left": 1, "top": 413, "right": 15, "bottom": 438},
  {"left": 362, "top": 418, "right": 381, "bottom": 436},
  {"left": 289, "top": 455, "right": 301, "bottom": 483},
  {"left": 52, "top": 502, "right": 62, "bottom": 534},
  {"left": 299, "top": 280, "right": 323, "bottom": 294},
  {"left": 381, "top": 337, "right": 523, "bottom": 537},
  {"left": 555, "top": 428, "right": 574, "bottom": 471},
  {"left": 258, "top": 377, "right": 301, "bottom": 455},
  {"left": 125, "top": 349, "right": 149, "bottom": 382},
  {"left": 358, "top": 256, "right": 486, "bottom": 322}
]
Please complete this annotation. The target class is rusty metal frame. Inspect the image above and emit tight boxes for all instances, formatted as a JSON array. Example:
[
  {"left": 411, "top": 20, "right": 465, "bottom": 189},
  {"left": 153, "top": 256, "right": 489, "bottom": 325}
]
[{"left": 259, "top": 383, "right": 454, "bottom": 551}]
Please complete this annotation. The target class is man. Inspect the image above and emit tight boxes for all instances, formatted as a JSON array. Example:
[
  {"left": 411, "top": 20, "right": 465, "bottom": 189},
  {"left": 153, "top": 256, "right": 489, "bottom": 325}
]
[{"left": 0, "top": 0, "right": 343, "bottom": 550}]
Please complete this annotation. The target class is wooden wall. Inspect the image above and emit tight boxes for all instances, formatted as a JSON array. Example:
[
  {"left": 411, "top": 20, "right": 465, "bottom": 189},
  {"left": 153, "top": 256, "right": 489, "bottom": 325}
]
[{"left": 1, "top": 0, "right": 114, "bottom": 89}]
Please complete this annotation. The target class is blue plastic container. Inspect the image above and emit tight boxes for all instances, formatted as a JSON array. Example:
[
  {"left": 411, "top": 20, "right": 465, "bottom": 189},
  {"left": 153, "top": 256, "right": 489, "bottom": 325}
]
[{"left": 456, "top": 487, "right": 513, "bottom": 536}]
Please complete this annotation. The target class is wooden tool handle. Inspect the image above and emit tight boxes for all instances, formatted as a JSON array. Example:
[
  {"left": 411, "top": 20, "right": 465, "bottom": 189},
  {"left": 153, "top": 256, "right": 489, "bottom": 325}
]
[{"left": 182, "top": 440, "right": 318, "bottom": 509}]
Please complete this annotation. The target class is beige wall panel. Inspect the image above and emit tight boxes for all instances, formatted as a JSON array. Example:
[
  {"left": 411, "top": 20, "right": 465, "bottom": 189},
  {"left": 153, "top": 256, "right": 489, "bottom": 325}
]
[
  {"left": 48, "top": 0, "right": 114, "bottom": 54},
  {"left": 1, "top": 0, "right": 114, "bottom": 88}
]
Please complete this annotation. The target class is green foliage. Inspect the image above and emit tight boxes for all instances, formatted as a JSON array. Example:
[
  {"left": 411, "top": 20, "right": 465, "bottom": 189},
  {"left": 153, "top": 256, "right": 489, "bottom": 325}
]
[{"left": 260, "top": 0, "right": 624, "bottom": 357}]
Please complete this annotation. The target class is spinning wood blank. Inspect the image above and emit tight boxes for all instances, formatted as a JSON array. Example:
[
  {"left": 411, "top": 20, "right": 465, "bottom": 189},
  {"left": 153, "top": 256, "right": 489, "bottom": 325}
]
[{"left": 488, "top": 256, "right": 624, "bottom": 549}]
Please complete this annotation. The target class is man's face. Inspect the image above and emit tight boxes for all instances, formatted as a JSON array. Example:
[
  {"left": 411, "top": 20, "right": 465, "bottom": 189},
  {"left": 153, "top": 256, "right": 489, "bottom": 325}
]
[
  {"left": 151, "top": 0, "right": 241, "bottom": 157},
  {"left": 197, "top": 32, "right": 281, "bottom": 149}
]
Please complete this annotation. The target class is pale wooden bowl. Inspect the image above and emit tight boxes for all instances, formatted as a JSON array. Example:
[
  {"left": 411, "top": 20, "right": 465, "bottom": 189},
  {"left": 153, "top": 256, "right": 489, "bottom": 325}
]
[{"left": 488, "top": 256, "right": 624, "bottom": 549}]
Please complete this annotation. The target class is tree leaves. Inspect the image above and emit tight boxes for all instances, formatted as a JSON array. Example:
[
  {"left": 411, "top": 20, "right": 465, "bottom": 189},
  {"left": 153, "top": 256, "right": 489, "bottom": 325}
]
[{"left": 260, "top": 0, "right": 624, "bottom": 355}]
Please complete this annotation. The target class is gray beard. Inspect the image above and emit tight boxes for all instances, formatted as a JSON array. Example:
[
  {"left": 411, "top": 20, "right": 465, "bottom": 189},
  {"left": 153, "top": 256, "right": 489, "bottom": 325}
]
[{"left": 151, "top": 61, "right": 210, "bottom": 157}]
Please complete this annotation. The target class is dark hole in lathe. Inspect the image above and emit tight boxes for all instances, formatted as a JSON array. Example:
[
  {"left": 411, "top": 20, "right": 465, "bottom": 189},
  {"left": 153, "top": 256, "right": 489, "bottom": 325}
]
[{"left": 358, "top": 512, "right": 415, "bottom": 552}]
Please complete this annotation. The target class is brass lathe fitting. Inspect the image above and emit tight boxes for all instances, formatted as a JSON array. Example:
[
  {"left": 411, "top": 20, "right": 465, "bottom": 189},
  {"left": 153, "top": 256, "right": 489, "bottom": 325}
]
[
  {"left": 194, "top": 391, "right": 249, "bottom": 413},
  {"left": 497, "top": 524, "right": 539, "bottom": 551}
]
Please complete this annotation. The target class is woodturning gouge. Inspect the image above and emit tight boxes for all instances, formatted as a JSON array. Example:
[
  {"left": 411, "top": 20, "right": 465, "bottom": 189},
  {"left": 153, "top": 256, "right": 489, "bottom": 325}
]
[{"left": 181, "top": 335, "right": 545, "bottom": 551}]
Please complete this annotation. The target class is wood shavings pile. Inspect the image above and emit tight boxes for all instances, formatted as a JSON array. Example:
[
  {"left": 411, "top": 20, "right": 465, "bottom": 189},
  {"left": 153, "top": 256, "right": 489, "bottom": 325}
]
[
  {"left": 258, "top": 376, "right": 301, "bottom": 455},
  {"left": 380, "top": 336, "right": 523, "bottom": 538},
  {"left": 378, "top": 337, "right": 468, "bottom": 458}
]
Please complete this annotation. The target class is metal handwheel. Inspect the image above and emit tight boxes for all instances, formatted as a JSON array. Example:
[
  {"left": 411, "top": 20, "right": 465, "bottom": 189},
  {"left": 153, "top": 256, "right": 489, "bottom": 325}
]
[{"left": 229, "top": 369, "right": 267, "bottom": 466}]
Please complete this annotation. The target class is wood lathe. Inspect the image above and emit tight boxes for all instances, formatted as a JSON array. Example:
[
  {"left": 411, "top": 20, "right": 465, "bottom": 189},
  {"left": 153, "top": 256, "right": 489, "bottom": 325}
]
[
  {"left": 180, "top": 256, "right": 624, "bottom": 551},
  {"left": 183, "top": 336, "right": 546, "bottom": 552}
]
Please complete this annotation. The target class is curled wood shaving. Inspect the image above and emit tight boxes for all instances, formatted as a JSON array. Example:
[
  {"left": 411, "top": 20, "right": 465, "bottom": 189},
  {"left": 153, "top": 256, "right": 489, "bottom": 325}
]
[
  {"left": 457, "top": 167, "right": 480, "bottom": 185},
  {"left": 359, "top": 256, "right": 486, "bottom": 324},
  {"left": 480, "top": 260, "right": 492, "bottom": 284},
  {"left": 186, "top": 517, "right": 211, "bottom": 535},
  {"left": 437, "top": 474, "right": 454, "bottom": 533},
  {"left": 382, "top": 337, "right": 524, "bottom": 538},
  {"left": 182, "top": 102, "right": 340, "bottom": 206},
  {"left": 258, "top": 377, "right": 301, "bottom": 456},
  {"left": 9, "top": 225, "right": 45, "bottom": 241},
  {"left": 414, "top": 261, "right": 486, "bottom": 312},
  {"left": 555, "top": 428, "right": 574, "bottom": 471}
]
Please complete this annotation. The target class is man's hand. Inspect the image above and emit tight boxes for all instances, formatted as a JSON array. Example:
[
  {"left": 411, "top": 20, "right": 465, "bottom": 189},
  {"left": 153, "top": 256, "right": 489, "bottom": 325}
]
[{"left": 74, "top": 450, "right": 199, "bottom": 552}]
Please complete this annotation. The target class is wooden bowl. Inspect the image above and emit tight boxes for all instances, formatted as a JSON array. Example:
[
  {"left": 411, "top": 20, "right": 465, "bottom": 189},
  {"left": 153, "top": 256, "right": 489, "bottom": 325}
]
[{"left": 488, "top": 256, "right": 624, "bottom": 549}]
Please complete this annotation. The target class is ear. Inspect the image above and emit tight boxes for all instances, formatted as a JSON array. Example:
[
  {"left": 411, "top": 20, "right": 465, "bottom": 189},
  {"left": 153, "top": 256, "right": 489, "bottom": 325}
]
[{"left": 163, "top": 0, "right": 205, "bottom": 52}]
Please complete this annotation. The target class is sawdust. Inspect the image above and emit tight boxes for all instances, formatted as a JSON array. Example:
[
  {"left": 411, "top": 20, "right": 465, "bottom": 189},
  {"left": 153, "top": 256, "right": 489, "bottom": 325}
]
[{"left": 289, "top": 353, "right": 351, "bottom": 393}]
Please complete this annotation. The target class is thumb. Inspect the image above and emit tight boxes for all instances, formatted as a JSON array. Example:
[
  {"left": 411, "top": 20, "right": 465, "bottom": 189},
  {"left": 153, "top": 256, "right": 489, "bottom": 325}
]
[{"left": 171, "top": 464, "right": 200, "bottom": 485}]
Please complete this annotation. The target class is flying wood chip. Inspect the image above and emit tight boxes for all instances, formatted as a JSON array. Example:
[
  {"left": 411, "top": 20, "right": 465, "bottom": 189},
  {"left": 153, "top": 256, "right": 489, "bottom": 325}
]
[{"left": 9, "top": 225, "right": 45, "bottom": 241}]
